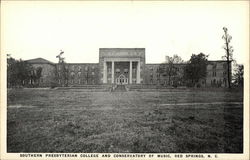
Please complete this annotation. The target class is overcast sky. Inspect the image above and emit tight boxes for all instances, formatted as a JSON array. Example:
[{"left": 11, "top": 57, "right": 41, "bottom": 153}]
[{"left": 1, "top": 1, "right": 249, "bottom": 64}]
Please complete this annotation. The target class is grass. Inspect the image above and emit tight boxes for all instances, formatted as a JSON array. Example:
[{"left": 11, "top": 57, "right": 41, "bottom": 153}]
[{"left": 7, "top": 88, "right": 243, "bottom": 153}]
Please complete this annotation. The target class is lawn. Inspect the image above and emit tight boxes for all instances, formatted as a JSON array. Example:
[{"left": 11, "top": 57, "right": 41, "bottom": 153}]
[{"left": 7, "top": 88, "right": 243, "bottom": 153}]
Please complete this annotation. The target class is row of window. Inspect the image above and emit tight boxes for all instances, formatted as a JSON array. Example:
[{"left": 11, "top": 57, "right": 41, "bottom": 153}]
[
  {"left": 58, "top": 79, "right": 96, "bottom": 84},
  {"left": 212, "top": 71, "right": 227, "bottom": 77},
  {"left": 210, "top": 63, "right": 227, "bottom": 69},
  {"left": 210, "top": 78, "right": 227, "bottom": 87},
  {"left": 148, "top": 67, "right": 181, "bottom": 72},
  {"left": 58, "top": 71, "right": 95, "bottom": 77},
  {"left": 58, "top": 65, "right": 96, "bottom": 71},
  {"left": 107, "top": 68, "right": 137, "bottom": 74}
]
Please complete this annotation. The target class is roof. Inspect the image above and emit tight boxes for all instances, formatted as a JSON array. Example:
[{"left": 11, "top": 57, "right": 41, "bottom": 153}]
[
  {"left": 99, "top": 48, "right": 145, "bottom": 50},
  {"left": 208, "top": 60, "right": 229, "bottom": 63},
  {"left": 25, "top": 58, "right": 54, "bottom": 64},
  {"left": 65, "top": 63, "right": 99, "bottom": 65}
]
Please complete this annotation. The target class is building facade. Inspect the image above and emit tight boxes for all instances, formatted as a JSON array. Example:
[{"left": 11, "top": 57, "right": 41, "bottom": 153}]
[
  {"left": 25, "top": 58, "right": 56, "bottom": 87},
  {"left": 26, "top": 48, "right": 231, "bottom": 87}
]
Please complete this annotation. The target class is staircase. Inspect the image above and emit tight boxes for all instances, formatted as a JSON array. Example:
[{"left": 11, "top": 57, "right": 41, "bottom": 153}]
[{"left": 113, "top": 85, "right": 126, "bottom": 92}]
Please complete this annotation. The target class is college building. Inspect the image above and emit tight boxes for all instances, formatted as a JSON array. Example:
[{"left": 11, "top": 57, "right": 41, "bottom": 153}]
[{"left": 26, "top": 48, "right": 231, "bottom": 87}]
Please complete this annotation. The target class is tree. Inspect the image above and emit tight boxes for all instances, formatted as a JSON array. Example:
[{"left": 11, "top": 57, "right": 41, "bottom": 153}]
[
  {"left": 222, "top": 27, "right": 234, "bottom": 88},
  {"left": 56, "top": 50, "right": 69, "bottom": 86},
  {"left": 7, "top": 56, "right": 17, "bottom": 87},
  {"left": 7, "top": 56, "right": 34, "bottom": 87},
  {"left": 184, "top": 53, "right": 208, "bottom": 87},
  {"left": 31, "top": 67, "right": 43, "bottom": 86},
  {"left": 160, "top": 54, "right": 184, "bottom": 86},
  {"left": 233, "top": 64, "right": 243, "bottom": 87}
]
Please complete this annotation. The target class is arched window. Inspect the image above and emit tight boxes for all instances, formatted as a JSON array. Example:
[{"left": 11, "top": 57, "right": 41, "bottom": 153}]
[
  {"left": 116, "top": 68, "right": 120, "bottom": 73},
  {"left": 124, "top": 69, "right": 128, "bottom": 74}
]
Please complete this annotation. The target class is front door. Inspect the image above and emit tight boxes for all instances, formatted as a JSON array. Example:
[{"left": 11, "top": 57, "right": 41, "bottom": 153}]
[{"left": 116, "top": 74, "right": 128, "bottom": 85}]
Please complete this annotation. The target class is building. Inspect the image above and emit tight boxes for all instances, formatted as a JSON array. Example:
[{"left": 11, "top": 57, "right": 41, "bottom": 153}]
[
  {"left": 26, "top": 48, "right": 231, "bottom": 87},
  {"left": 25, "top": 58, "right": 56, "bottom": 87}
]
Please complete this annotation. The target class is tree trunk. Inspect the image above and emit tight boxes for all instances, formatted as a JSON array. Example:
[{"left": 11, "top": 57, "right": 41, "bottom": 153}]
[{"left": 227, "top": 61, "right": 231, "bottom": 88}]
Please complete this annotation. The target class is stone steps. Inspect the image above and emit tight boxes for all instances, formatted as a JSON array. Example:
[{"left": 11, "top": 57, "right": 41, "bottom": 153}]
[{"left": 113, "top": 85, "right": 126, "bottom": 92}]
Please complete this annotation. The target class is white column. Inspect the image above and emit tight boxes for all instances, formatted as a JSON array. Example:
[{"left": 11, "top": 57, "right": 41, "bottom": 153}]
[
  {"left": 137, "top": 61, "right": 140, "bottom": 84},
  {"left": 129, "top": 61, "right": 132, "bottom": 84},
  {"left": 103, "top": 61, "right": 107, "bottom": 83},
  {"left": 111, "top": 61, "right": 114, "bottom": 84}
]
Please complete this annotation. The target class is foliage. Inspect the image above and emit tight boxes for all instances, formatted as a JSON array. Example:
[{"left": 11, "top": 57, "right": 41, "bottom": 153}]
[
  {"left": 160, "top": 54, "right": 184, "bottom": 86},
  {"left": 7, "top": 57, "right": 42, "bottom": 87},
  {"left": 184, "top": 53, "right": 208, "bottom": 86},
  {"left": 233, "top": 64, "right": 243, "bottom": 87},
  {"left": 56, "top": 50, "right": 69, "bottom": 86},
  {"left": 222, "top": 27, "right": 234, "bottom": 88}
]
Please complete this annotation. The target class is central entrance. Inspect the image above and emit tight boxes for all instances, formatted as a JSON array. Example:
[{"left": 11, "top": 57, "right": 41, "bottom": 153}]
[
  {"left": 103, "top": 59, "right": 141, "bottom": 84},
  {"left": 116, "top": 74, "right": 128, "bottom": 85}
]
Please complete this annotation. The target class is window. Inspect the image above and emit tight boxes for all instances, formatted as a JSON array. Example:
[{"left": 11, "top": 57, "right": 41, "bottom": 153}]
[
  {"left": 124, "top": 68, "right": 128, "bottom": 74},
  {"left": 92, "top": 72, "right": 95, "bottom": 75},
  {"left": 116, "top": 68, "right": 120, "bottom": 73},
  {"left": 133, "top": 68, "right": 136, "bottom": 73},
  {"left": 213, "top": 64, "right": 217, "bottom": 69},
  {"left": 150, "top": 79, "right": 153, "bottom": 84},
  {"left": 85, "top": 66, "right": 88, "bottom": 71},
  {"left": 212, "top": 71, "right": 216, "bottom": 77},
  {"left": 223, "top": 78, "right": 227, "bottom": 85},
  {"left": 71, "top": 72, "right": 75, "bottom": 77},
  {"left": 92, "top": 66, "right": 95, "bottom": 69},
  {"left": 78, "top": 72, "right": 81, "bottom": 77},
  {"left": 223, "top": 63, "right": 227, "bottom": 69},
  {"left": 108, "top": 68, "right": 112, "bottom": 74},
  {"left": 78, "top": 66, "right": 81, "bottom": 71},
  {"left": 71, "top": 65, "right": 75, "bottom": 70}
]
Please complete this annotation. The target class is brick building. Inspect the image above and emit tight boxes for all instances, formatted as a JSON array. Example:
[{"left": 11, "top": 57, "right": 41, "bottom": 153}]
[{"left": 26, "top": 48, "right": 231, "bottom": 87}]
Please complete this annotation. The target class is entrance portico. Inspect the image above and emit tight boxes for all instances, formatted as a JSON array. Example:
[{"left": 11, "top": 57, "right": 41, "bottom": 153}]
[
  {"left": 100, "top": 48, "right": 145, "bottom": 85},
  {"left": 103, "top": 58, "right": 141, "bottom": 84}
]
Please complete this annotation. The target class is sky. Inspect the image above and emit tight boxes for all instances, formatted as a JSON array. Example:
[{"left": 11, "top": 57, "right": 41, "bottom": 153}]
[{"left": 1, "top": 1, "right": 249, "bottom": 64}]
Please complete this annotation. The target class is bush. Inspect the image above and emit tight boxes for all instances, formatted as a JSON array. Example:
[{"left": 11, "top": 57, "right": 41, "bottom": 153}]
[
  {"left": 50, "top": 82, "right": 58, "bottom": 88},
  {"left": 196, "top": 83, "right": 201, "bottom": 88},
  {"left": 172, "top": 83, "right": 178, "bottom": 88},
  {"left": 186, "top": 82, "right": 194, "bottom": 88}
]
